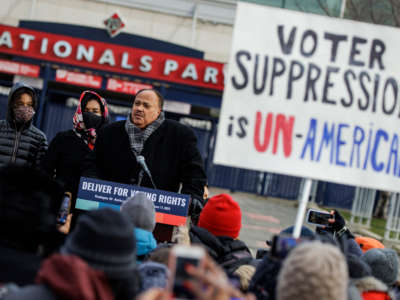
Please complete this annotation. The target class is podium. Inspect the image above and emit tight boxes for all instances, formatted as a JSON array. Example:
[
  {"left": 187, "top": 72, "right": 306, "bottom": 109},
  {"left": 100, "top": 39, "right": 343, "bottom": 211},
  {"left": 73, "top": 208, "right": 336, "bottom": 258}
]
[{"left": 76, "top": 177, "right": 190, "bottom": 242}]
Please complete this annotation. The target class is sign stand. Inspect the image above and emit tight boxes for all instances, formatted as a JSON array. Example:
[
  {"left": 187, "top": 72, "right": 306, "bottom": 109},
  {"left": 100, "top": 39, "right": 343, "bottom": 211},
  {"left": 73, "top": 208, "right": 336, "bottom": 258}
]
[{"left": 293, "top": 178, "right": 312, "bottom": 238}]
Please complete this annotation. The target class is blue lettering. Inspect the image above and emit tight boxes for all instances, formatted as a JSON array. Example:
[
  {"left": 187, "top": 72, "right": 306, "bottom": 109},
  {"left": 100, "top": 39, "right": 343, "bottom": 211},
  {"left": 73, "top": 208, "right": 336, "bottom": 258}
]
[
  {"left": 363, "top": 125, "right": 374, "bottom": 170},
  {"left": 316, "top": 122, "right": 335, "bottom": 163},
  {"left": 336, "top": 123, "right": 349, "bottom": 167},
  {"left": 300, "top": 118, "right": 317, "bottom": 161},
  {"left": 350, "top": 126, "right": 365, "bottom": 168},
  {"left": 371, "top": 129, "right": 389, "bottom": 172},
  {"left": 386, "top": 134, "right": 399, "bottom": 175}
]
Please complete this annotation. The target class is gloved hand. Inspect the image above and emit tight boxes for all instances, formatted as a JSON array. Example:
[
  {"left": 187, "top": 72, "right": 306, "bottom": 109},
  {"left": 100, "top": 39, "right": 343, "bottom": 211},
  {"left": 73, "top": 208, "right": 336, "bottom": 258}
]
[
  {"left": 328, "top": 210, "right": 346, "bottom": 232},
  {"left": 189, "top": 197, "right": 204, "bottom": 225},
  {"left": 324, "top": 210, "right": 353, "bottom": 238}
]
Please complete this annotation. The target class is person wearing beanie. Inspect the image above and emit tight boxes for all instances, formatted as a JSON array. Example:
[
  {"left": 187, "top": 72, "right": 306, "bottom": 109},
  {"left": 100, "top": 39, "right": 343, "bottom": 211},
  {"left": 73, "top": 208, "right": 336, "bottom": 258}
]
[
  {"left": 198, "top": 193, "right": 242, "bottom": 238},
  {"left": 190, "top": 194, "right": 254, "bottom": 279},
  {"left": 121, "top": 192, "right": 157, "bottom": 262},
  {"left": 277, "top": 241, "right": 349, "bottom": 300},
  {"left": 2, "top": 208, "right": 140, "bottom": 300},
  {"left": 61, "top": 208, "right": 140, "bottom": 300},
  {"left": 361, "top": 248, "right": 399, "bottom": 287}
]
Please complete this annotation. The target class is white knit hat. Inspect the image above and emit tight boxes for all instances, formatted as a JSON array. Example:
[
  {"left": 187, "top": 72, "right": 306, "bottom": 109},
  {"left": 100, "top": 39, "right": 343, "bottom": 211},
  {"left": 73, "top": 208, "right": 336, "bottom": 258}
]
[{"left": 277, "top": 241, "right": 349, "bottom": 300}]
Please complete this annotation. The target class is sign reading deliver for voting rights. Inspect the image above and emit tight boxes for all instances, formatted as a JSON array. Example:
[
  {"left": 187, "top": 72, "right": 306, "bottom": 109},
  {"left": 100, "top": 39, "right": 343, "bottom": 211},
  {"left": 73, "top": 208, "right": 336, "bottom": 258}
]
[
  {"left": 76, "top": 177, "right": 190, "bottom": 226},
  {"left": 215, "top": 3, "right": 400, "bottom": 193}
]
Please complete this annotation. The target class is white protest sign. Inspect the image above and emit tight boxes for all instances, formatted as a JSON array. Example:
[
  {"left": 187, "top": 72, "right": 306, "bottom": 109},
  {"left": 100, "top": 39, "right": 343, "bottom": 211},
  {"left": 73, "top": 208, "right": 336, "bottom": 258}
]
[{"left": 215, "top": 2, "right": 400, "bottom": 193}]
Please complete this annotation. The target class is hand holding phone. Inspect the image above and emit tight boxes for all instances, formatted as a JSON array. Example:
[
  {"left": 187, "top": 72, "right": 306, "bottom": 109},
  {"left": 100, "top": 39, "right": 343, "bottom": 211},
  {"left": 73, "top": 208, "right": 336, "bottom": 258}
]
[
  {"left": 306, "top": 209, "right": 333, "bottom": 227},
  {"left": 168, "top": 245, "right": 205, "bottom": 299},
  {"left": 57, "top": 192, "right": 72, "bottom": 225}
]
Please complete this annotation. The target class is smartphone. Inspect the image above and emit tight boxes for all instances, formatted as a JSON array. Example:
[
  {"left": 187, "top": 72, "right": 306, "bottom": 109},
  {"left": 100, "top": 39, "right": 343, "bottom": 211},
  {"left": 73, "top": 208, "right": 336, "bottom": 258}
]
[
  {"left": 169, "top": 245, "right": 205, "bottom": 299},
  {"left": 306, "top": 209, "right": 332, "bottom": 227},
  {"left": 57, "top": 192, "right": 72, "bottom": 225},
  {"left": 270, "top": 235, "right": 304, "bottom": 260}
]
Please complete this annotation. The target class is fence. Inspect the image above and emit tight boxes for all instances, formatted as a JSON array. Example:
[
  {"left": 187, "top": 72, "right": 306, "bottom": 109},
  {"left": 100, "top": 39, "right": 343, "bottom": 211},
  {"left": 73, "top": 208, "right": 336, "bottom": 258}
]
[
  {"left": 385, "top": 193, "right": 400, "bottom": 241},
  {"left": 349, "top": 188, "right": 376, "bottom": 228}
]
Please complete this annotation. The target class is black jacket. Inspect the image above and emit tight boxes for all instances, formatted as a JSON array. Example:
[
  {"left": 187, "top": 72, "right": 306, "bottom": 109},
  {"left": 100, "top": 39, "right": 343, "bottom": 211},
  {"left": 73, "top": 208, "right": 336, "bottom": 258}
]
[
  {"left": 83, "top": 119, "right": 207, "bottom": 200},
  {"left": 0, "top": 83, "right": 47, "bottom": 168},
  {"left": 0, "top": 244, "right": 43, "bottom": 286},
  {"left": 190, "top": 226, "right": 254, "bottom": 275},
  {"left": 41, "top": 130, "right": 92, "bottom": 202}
]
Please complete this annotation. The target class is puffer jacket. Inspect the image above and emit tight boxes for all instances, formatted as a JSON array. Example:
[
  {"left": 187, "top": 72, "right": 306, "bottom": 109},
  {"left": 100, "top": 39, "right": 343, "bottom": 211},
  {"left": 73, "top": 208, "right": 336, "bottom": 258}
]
[{"left": 0, "top": 83, "right": 47, "bottom": 167}]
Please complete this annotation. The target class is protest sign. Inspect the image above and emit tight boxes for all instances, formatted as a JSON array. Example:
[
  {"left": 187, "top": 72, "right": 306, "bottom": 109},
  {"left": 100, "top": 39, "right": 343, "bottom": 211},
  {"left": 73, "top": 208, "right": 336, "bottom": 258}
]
[
  {"left": 215, "top": 2, "right": 400, "bottom": 193},
  {"left": 76, "top": 177, "right": 190, "bottom": 226}
]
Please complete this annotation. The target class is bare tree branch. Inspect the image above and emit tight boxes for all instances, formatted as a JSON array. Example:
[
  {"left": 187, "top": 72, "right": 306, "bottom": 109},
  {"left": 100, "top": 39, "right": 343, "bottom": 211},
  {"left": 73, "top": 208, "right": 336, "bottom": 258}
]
[
  {"left": 316, "top": 0, "right": 331, "bottom": 16},
  {"left": 369, "top": 0, "right": 378, "bottom": 23},
  {"left": 348, "top": 0, "right": 361, "bottom": 20},
  {"left": 389, "top": 0, "right": 400, "bottom": 27},
  {"left": 295, "top": 0, "right": 305, "bottom": 12}
]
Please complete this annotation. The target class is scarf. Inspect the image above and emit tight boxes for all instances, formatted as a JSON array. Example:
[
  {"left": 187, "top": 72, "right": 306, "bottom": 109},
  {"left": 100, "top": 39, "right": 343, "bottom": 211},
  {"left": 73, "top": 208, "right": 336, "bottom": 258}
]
[
  {"left": 125, "top": 112, "right": 165, "bottom": 155},
  {"left": 73, "top": 91, "right": 109, "bottom": 149}
]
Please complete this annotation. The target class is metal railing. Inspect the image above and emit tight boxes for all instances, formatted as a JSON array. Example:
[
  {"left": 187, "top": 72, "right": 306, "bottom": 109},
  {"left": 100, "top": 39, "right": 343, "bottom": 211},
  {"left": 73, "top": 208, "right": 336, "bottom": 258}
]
[
  {"left": 384, "top": 193, "right": 400, "bottom": 241},
  {"left": 350, "top": 188, "right": 376, "bottom": 228}
]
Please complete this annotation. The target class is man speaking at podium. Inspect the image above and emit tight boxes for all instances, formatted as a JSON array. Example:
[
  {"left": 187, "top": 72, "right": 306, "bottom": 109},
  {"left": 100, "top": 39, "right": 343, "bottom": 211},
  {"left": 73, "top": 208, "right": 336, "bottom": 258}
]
[{"left": 84, "top": 89, "right": 207, "bottom": 240}]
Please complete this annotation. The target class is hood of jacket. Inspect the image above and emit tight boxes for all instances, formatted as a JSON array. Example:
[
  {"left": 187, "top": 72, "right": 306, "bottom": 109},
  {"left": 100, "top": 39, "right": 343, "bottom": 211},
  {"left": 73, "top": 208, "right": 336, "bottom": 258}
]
[
  {"left": 7, "top": 82, "right": 37, "bottom": 124},
  {"left": 78, "top": 90, "right": 108, "bottom": 121},
  {"left": 134, "top": 228, "right": 157, "bottom": 257},
  {"left": 353, "top": 276, "right": 395, "bottom": 300}
]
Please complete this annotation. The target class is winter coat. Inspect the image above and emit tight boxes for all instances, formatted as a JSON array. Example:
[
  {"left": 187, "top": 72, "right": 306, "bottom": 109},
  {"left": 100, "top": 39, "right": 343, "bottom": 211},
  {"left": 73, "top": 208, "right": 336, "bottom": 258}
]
[
  {"left": 135, "top": 228, "right": 157, "bottom": 262},
  {"left": 189, "top": 226, "right": 254, "bottom": 275},
  {"left": 41, "top": 90, "right": 108, "bottom": 203},
  {"left": 0, "top": 83, "right": 47, "bottom": 167},
  {"left": 2, "top": 254, "right": 114, "bottom": 300},
  {"left": 41, "top": 130, "right": 92, "bottom": 202},
  {"left": 83, "top": 119, "right": 207, "bottom": 200},
  {"left": 248, "top": 254, "right": 282, "bottom": 300},
  {"left": 353, "top": 276, "right": 395, "bottom": 300}
]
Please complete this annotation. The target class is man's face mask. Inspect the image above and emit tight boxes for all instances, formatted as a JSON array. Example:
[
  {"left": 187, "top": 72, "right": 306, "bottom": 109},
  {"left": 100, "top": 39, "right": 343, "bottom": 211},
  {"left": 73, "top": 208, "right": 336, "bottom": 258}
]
[
  {"left": 83, "top": 112, "right": 103, "bottom": 129},
  {"left": 14, "top": 106, "right": 35, "bottom": 123}
]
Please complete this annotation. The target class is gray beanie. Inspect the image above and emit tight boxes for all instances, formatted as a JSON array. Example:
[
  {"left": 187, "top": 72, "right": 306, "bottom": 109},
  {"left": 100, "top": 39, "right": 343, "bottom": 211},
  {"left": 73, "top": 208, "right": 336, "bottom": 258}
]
[
  {"left": 121, "top": 192, "right": 156, "bottom": 232},
  {"left": 361, "top": 248, "right": 399, "bottom": 286},
  {"left": 277, "top": 241, "right": 348, "bottom": 300}
]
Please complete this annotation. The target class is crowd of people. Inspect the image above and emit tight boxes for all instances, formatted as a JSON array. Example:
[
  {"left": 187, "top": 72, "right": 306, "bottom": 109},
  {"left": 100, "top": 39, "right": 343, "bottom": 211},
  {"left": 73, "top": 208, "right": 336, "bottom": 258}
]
[{"left": 0, "top": 82, "right": 399, "bottom": 300}]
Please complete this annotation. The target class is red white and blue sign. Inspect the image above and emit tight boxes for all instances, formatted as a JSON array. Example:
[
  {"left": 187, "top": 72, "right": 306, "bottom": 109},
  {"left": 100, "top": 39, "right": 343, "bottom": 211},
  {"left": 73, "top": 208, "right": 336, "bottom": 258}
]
[{"left": 76, "top": 177, "right": 190, "bottom": 226}]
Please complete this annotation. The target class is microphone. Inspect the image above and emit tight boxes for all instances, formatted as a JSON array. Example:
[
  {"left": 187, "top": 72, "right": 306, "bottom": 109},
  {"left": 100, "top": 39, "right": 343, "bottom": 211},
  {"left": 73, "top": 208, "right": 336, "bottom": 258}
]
[{"left": 136, "top": 155, "right": 157, "bottom": 189}]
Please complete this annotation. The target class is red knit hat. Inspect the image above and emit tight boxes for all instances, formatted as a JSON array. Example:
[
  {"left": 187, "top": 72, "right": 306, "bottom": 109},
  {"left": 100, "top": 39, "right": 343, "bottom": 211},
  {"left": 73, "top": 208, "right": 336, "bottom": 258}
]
[{"left": 198, "top": 193, "right": 242, "bottom": 238}]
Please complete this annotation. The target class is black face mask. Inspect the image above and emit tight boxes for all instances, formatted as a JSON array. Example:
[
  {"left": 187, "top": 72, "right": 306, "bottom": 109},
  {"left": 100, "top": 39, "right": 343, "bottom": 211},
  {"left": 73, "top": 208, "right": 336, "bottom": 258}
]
[{"left": 83, "top": 112, "right": 103, "bottom": 129}]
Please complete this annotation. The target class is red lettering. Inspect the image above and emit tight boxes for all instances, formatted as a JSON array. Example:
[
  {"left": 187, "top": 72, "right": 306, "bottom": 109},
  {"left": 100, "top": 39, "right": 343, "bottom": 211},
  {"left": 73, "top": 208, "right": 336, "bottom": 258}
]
[
  {"left": 254, "top": 111, "right": 273, "bottom": 152},
  {"left": 273, "top": 114, "right": 295, "bottom": 157}
]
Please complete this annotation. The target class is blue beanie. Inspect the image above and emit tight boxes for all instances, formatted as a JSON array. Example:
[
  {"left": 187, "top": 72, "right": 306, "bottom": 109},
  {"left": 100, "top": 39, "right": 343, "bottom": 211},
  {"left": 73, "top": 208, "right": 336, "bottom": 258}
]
[{"left": 280, "top": 226, "right": 315, "bottom": 238}]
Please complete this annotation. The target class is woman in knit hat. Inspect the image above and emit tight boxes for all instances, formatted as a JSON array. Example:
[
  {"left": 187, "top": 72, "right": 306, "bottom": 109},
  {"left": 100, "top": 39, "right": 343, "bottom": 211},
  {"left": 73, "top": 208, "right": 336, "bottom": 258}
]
[{"left": 277, "top": 241, "right": 349, "bottom": 300}]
